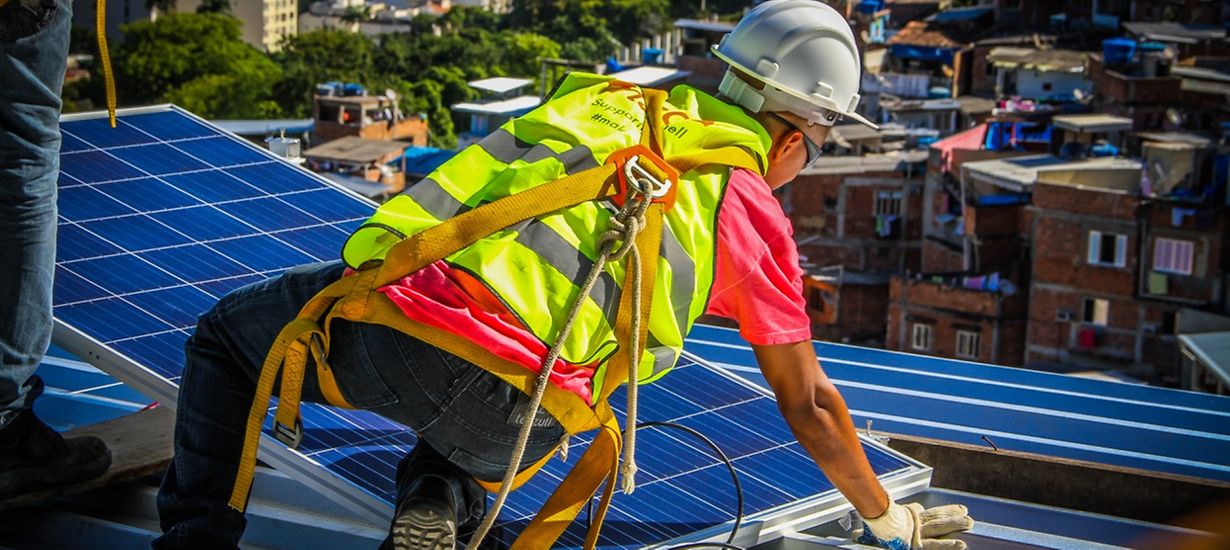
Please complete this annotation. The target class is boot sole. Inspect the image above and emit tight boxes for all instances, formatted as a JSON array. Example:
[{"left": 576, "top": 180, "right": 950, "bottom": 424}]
[{"left": 392, "top": 501, "right": 457, "bottom": 550}]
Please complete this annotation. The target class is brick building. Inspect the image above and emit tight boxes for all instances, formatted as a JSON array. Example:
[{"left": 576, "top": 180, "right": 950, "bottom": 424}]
[
  {"left": 1025, "top": 159, "right": 1226, "bottom": 383},
  {"left": 801, "top": 268, "right": 892, "bottom": 345},
  {"left": 887, "top": 275, "right": 1028, "bottom": 365},
  {"left": 787, "top": 151, "right": 928, "bottom": 275}
]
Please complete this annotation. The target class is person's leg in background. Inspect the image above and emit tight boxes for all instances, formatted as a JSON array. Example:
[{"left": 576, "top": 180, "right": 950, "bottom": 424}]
[{"left": 0, "top": 0, "right": 111, "bottom": 499}]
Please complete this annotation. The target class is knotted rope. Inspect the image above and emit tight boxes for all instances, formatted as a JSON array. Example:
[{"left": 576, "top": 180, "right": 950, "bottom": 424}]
[{"left": 465, "top": 165, "right": 660, "bottom": 550}]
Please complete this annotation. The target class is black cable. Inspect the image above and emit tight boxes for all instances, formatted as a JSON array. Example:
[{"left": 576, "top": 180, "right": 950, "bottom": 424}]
[
  {"left": 637, "top": 421, "right": 745, "bottom": 550},
  {"left": 580, "top": 421, "right": 747, "bottom": 550}
]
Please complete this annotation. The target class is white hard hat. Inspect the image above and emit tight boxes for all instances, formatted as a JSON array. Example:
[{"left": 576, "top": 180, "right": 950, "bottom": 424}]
[{"left": 712, "top": 0, "right": 877, "bottom": 129}]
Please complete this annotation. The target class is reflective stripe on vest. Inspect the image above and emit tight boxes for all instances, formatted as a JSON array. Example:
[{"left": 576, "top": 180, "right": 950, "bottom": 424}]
[{"left": 342, "top": 73, "right": 771, "bottom": 399}]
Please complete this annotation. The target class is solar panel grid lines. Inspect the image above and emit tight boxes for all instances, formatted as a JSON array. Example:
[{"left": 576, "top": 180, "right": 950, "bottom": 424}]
[
  {"left": 685, "top": 324, "right": 1230, "bottom": 484},
  {"left": 52, "top": 106, "right": 925, "bottom": 548}
]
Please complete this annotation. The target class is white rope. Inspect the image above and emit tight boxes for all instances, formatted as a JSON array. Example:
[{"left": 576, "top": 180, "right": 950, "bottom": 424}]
[{"left": 465, "top": 175, "right": 658, "bottom": 550}]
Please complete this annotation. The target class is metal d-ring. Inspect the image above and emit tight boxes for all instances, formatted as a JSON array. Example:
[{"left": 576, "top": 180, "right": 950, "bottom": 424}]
[{"left": 623, "top": 155, "right": 672, "bottom": 199}]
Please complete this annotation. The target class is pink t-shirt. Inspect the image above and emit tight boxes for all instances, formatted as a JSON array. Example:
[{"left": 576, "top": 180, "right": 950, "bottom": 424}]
[{"left": 376, "top": 168, "right": 810, "bottom": 403}]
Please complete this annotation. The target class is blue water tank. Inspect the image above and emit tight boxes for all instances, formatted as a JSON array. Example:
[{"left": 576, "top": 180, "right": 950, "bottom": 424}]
[
  {"left": 316, "top": 81, "right": 343, "bottom": 97},
  {"left": 857, "top": 0, "right": 884, "bottom": 14},
  {"left": 641, "top": 47, "right": 663, "bottom": 65},
  {"left": 342, "top": 82, "right": 366, "bottom": 97},
  {"left": 1103, "top": 38, "right": 1137, "bottom": 65}
]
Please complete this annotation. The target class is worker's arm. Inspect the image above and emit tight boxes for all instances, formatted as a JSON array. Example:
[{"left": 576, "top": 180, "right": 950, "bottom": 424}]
[
  {"left": 753, "top": 340, "right": 888, "bottom": 517},
  {"left": 753, "top": 340, "right": 973, "bottom": 549}
]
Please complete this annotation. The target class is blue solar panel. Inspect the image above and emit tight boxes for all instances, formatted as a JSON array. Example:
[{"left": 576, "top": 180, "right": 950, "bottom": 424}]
[
  {"left": 53, "top": 106, "right": 921, "bottom": 548},
  {"left": 686, "top": 324, "right": 1230, "bottom": 484}
]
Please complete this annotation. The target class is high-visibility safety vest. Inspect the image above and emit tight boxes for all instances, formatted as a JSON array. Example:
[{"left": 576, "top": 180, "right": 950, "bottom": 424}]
[
  {"left": 229, "top": 73, "right": 771, "bottom": 549},
  {"left": 342, "top": 73, "right": 771, "bottom": 401}
]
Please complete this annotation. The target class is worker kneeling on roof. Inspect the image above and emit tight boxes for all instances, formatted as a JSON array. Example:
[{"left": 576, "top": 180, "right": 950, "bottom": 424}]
[{"left": 155, "top": 1, "right": 973, "bottom": 549}]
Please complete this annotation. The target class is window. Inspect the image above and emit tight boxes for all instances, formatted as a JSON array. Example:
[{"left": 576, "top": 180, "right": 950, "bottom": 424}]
[
  {"left": 1083, "top": 298, "right": 1109, "bottom": 326},
  {"left": 955, "top": 330, "right": 980, "bottom": 358},
  {"left": 1153, "top": 238, "right": 1194, "bottom": 275},
  {"left": 1087, "top": 230, "right": 1127, "bottom": 267},
  {"left": 874, "top": 190, "right": 902, "bottom": 216},
  {"left": 911, "top": 323, "right": 933, "bottom": 351}
]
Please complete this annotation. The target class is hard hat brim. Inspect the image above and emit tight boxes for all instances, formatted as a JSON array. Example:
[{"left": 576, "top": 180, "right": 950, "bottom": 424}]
[{"left": 712, "top": 45, "right": 879, "bottom": 130}]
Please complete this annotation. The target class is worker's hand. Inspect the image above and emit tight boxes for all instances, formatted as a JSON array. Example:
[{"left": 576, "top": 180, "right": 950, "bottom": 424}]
[{"left": 853, "top": 501, "right": 973, "bottom": 550}]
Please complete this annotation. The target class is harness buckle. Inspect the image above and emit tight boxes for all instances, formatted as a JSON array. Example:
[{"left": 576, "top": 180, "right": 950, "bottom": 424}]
[
  {"left": 605, "top": 145, "right": 679, "bottom": 211},
  {"left": 274, "top": 417, "right": 303, "bottom": 448}
]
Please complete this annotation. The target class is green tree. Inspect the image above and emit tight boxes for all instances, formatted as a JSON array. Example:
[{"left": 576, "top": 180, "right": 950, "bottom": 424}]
[
  {"left": 272, "top": 29, "right": 376, "bottom": 117},
  {"left": 340, "top": 5, "right": 371, "bottom": 24},
  {"left": 508, "top": 0, "right": 669, "bottom": 54},
  {"left": 116, "top": 13, "right": 282, "bottom": 118},
  {"left": 497, "top": 32, "right": 562, "bottom": 77}
]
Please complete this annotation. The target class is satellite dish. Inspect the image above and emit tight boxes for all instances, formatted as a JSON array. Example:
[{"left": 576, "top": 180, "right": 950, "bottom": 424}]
[
  {"left": 1165, "top": 108, "right": 1182, "bottom": 126},
  {"left": 1072, "top": 88, "right": 1086, "bottom": 101},
  {"left": 385, "top": 88, "right": 398, "bottom": 101}
]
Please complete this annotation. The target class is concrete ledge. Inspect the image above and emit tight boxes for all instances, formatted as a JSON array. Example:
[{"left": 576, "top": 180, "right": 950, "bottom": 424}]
[{"left": 884, "top": 433, "right": 1230, "bottom": 527}]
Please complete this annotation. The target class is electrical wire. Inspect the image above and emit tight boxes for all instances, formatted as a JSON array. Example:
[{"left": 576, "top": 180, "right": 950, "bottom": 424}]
[
  {"left": 578, "top": 423, "right": 747, "bottom": 546},
  {"left": 579, "top": 421, "right": 747, "bottom": 549},
  {"left": 637, "top": 421, "right": 744, "bottom": 548}
]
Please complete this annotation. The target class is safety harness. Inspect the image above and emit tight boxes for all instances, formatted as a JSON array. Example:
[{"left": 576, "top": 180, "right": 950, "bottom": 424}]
[{"left": 229, "top": 87, "right": 762, "bottom": 549}]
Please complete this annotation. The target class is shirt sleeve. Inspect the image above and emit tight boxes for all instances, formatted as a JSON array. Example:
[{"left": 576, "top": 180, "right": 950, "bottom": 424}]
[{"left": 705, "top": 168, "right": 812, "bottom": 346}]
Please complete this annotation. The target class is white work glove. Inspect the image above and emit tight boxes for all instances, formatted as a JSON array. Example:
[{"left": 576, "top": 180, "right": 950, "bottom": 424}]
[{"left": 853, "top": 501, "right": 973, "bottom": 550}]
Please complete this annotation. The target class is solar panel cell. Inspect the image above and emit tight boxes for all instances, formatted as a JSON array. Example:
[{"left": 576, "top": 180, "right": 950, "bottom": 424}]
[
  {"left": 58, "top": 298, "right": 173, "bottom": 343},
  {"left": 80, "top": 215, "right": 193, "bottom": 250},
  {"left": 121, "top": 110, "right": 215, "bottom": 140},
  {"left": 60, "top": 150, "right": 146, "bottom": 183},
  {"left": 53, "top": 266, "right": 110, "bottom": 303},
  {"left": 65, "top": 254, "right": 182, "bottom": 294},
  {"left": 94, "top": 177, "right": 203, "bottom": 211},
  {"left": 123, "top": 286, "right": 218, "bottom": 329},
  {"left": 57, "top": 186, "right": 136, "bottom": 220},
  {"left": 207, "top": 236, "right": 316, "bottom": 273},
  {"left": 56, "top": 224, "right": 123, "bottom": 261},
  {"left": 149, "top": 206, "right": 256, "bottom": 241},
  {"left": 174, "top": 136, "right": 271, "bottom": 166},
  {"left": 120, "top": 143, "right": 211, "bottom": 175},
  {"left": 224, "top": 162, "right": 322, "bottom": 194}
]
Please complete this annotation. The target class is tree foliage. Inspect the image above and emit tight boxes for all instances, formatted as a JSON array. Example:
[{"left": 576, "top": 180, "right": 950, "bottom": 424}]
[
  {"left": 116, "top": 13, "right": 281, "bottom": 118},
  {"left": 272, "top": 29, "right": 376, "bottom": 117},
  {"left": 88, "top": 0, "right": 671, "bottom": 142},
  {"left": 508, "top": 0, "right": 669, "bottom": 59}
]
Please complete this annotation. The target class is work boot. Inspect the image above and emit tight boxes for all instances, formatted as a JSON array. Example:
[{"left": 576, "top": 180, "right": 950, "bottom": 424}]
[
  {"left": 0, "top": 409, "right": 112, "bottom": 500},
  {"left": 390, "top": 474, "right": 458, "bottom": 550}
]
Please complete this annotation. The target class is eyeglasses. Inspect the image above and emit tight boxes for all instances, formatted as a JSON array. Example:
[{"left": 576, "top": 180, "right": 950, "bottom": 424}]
[{"left": 767, "top": 112, "right": 823, "bottom": 167}]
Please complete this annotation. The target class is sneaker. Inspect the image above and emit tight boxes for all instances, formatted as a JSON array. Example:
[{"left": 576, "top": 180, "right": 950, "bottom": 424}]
[
  {"left": 0, "top": 409, "right": 112, "bottom": 501},
  {"left": 390, "top": 475, "right": 458, "bottom": 550}
]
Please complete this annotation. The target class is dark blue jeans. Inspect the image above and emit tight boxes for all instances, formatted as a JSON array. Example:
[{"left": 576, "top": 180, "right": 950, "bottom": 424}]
[
  {"left": 0, "top": 0, "right": 71, "bottom": 428},
  {"left": 155, "top": 261, "right": 565, "bottom": 548}
]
